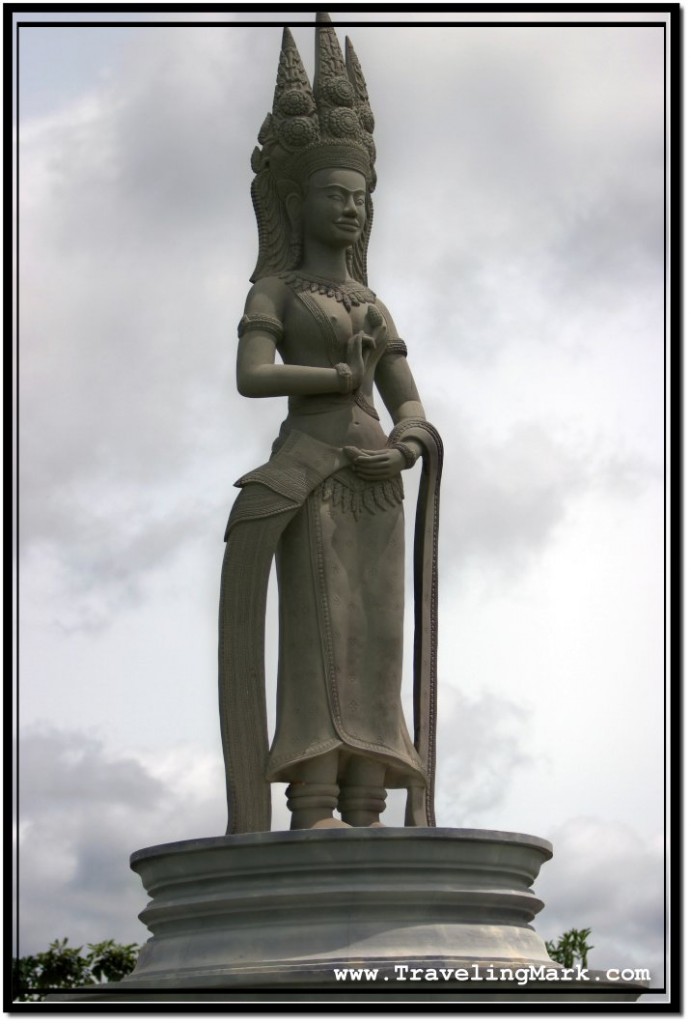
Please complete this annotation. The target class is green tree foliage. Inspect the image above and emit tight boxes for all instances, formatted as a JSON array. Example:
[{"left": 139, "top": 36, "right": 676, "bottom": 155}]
[
  {"left": 546, "top": 927, "right": 594, "bottom": 968},
  {"left": 12, "top": 938, "right": 140, "bottom": 1002}
]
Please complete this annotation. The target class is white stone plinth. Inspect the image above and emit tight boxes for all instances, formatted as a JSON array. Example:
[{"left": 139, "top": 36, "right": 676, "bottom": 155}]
[
  {"left": 127, "top": 827, "right": 558, "bottom": 987},
  {"left": 51, "top": 829, "right": 645, "bottom": 1001}
]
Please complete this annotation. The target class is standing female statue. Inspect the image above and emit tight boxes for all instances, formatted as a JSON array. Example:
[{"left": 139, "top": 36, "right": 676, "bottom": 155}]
[{"left": 219, "top": 14, "right": 442, "bottom": 834}]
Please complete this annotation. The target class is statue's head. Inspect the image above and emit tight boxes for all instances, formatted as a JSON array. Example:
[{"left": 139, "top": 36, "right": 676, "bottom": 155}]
[
  {"left": 249, "top": 15, "right": 376, "bottom": 283},
  {"left": 285, "top": 166, "right": 367, "bottom": 249}
]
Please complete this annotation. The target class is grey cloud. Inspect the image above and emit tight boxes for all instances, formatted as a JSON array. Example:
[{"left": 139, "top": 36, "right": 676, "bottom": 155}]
[
  {"left": 20, "top": 479, "right": 223, "bottom": 631},
  {"left": 537, "top": 816, "right": 665, "bottom": 986},
  {"left": 19, "top": 29, "right": 284, "bottom": 566},
  {"left": 436, "top": 419, "right": 655, "bottom": 579},
  {"left": 19, "top": 40, "right": 258, "bottom": 604},
  {"left": 369, "top": 26, "right": 663, "bottom": 364},
  {"left": 17, "top": 726, "right": 224, "bottom": 956},
  {"left": 27, "top": 29, "right": 264, "bottom": 249},
  {"left": 545, "top": 169, "right": 664, "bottom": 308},
  {"left": 434, "top": 688, "right": 532, "bottom": 825},
  {"left": 19, "top": 729, "right": 165, "bottom": 812}
]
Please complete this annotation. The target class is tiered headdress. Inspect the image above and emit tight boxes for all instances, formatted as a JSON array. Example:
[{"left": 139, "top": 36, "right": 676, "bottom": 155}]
[{"left": 250, "top": 13, "right": 376, "bottom": 284}]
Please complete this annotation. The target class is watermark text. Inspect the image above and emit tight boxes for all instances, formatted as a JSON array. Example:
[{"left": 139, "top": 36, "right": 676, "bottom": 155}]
[{"left": 332, "top": 963, "right": 651, "bottom": 985}]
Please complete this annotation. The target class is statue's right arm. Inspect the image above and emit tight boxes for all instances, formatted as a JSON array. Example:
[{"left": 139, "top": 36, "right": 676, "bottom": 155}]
[{"left": 237, "top": 278, "right": 367, "bottom": 398}]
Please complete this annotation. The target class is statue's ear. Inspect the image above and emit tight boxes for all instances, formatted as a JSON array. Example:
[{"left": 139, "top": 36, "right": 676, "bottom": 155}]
[{"left": 284, "top": 192, "right": 302, "bottom": 230}]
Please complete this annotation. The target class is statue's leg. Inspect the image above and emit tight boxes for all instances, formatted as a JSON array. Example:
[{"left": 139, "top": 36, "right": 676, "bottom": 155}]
[
  {"left": 338, "top": 757, "right": 387, "bottom": 827},
  {"left": 286, "top": 751, "right": 351, "bottom": 830}
]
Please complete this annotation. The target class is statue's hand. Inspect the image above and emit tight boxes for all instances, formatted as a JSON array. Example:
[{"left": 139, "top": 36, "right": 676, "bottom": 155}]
[
  {"left": 343, "top": 446, "right": 407, "bottom": 480},
  {"left": 344, "top": 331, "right": 375, "bottom": 390}
]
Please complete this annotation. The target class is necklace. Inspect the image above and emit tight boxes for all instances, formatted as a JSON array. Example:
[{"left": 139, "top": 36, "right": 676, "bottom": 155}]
[{"left": 279, "top": 271, "right": 376, "bottom": 313}]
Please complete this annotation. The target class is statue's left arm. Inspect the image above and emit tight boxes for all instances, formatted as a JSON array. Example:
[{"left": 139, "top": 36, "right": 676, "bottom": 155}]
[{"left": 346, "top": 304, "right": 427, "bottom": 480}]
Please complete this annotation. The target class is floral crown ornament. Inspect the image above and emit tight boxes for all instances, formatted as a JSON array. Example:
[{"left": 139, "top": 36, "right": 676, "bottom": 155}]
[{"left": 250, "top": 12, "right": 376, "bottom": 284}]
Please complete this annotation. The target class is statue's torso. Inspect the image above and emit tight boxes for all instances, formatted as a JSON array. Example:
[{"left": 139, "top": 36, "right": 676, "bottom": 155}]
[{"left": 272, "top": 273, "right": 391, "bottom": 450}]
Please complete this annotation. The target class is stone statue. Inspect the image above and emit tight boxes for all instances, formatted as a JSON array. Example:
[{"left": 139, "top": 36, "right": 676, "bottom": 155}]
[{"left": 219, "top": 13, "right": 442, "bottom": 834}]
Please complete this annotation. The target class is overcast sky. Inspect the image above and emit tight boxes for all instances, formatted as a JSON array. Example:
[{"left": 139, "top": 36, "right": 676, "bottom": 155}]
[{"left": 15, "top": 6, "right": 670, "bottom": 999}]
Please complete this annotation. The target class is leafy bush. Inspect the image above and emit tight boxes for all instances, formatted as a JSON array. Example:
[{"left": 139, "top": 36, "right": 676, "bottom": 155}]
[
  {"left": 546, "top": 927, "right": 594, "bottom": 968},
  {"left": 12, "top": 938, "right": 140, "bottom": 1002}
]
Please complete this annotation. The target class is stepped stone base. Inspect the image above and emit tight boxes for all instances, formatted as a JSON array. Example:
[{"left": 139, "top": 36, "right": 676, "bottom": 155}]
[{"left": 54, "top": 829, "right": 644, "bottom": 1002}]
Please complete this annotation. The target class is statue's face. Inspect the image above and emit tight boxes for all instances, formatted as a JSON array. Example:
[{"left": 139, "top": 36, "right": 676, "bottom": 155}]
[{"left": 300, "top": 168, "right": 367, "bottom": 247}]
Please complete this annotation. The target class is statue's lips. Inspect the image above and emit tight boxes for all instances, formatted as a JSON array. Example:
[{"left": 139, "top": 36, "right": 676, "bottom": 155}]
[{"left": 335, "top": 221, "right": 361, "bottom": 231}]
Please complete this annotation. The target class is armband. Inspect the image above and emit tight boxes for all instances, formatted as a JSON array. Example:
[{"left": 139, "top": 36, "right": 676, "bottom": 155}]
[
  {"left": 384, "top": 339, "right": 408, "bottom": 357},
  {"left": 238, "top": 314, "right": 284, "bottom": 342}
]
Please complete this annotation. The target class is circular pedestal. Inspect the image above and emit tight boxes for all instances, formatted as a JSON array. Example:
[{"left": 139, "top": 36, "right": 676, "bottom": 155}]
[{"left": 125, "top": 828, "right": 558, "bottom": 988}]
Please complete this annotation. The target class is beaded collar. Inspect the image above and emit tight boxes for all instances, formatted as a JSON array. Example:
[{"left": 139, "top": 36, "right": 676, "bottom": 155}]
[{"left": 279, "top": 271, "right": 376, "bottom": 313}]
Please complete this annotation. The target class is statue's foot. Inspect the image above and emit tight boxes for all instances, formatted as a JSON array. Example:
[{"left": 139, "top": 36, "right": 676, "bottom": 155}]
[
  {"left": 287, "top": 776, "right": 341, "bottom": 830},
  {"left": 310, "top": 817, "right": 352, "bottom": 829},
  {"left": 338, "top": 777, "right": 387, "bottom": 827}
]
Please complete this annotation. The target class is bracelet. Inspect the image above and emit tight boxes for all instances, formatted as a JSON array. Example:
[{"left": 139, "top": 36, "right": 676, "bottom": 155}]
[
  {"left": 391, "top": 441, "right": 418, "bottom": 469},
  {"left": 334, "top": 362, "right": 354, "bottom": 394}
]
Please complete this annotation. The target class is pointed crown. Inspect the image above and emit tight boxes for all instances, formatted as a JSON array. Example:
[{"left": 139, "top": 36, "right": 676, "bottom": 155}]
[{"left": 251, "top": 13, "right": 376, "bottom": 191}]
